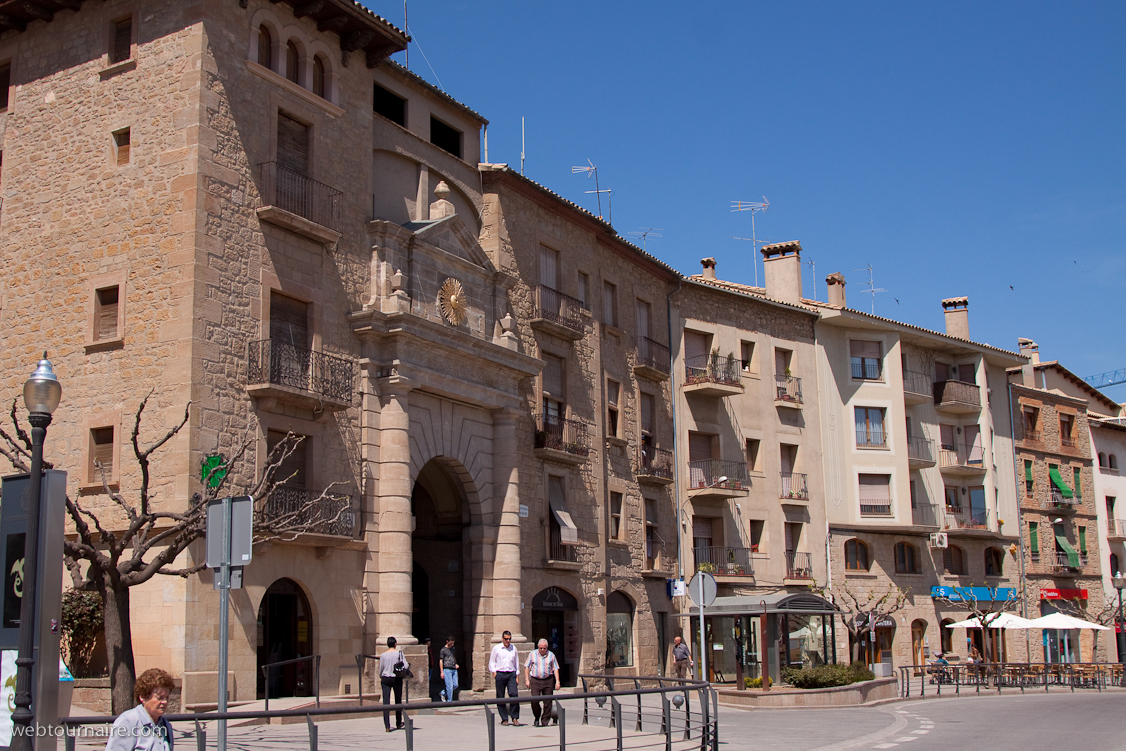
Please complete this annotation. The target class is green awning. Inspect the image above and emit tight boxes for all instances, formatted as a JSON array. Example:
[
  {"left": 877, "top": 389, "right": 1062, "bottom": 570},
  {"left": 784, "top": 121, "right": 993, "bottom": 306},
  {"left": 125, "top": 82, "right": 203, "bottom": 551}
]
[
  {"left": 1024, "top": 461, "right": 1033, "bottom": 481},
  {"left": 1056, "top": 534, "right": 1080, "bottom": 568},
  {"left": 1049, "top": 466, "right": 1074, "bottom": 498}
]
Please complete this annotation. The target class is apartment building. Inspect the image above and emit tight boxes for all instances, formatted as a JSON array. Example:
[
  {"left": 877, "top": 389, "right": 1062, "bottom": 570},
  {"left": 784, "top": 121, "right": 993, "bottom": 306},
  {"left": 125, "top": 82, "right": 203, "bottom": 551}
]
[
  {"left": 812, "top": 274, "right": 1025, "bottom": 668},
  {"left": 672, "top": 248, "right": 836, "bottom": 683},
  {"left": 0, "top": 0, "right": 682, "bottom": 706},
  {"left": 1008, "top": 341, "right": 1120, "bottom": 661}
]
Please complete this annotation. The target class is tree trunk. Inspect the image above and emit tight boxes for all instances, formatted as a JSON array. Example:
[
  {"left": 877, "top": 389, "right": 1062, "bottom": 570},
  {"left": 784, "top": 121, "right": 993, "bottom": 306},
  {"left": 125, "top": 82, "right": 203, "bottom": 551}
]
[{"left": 101, "top": 580, "right": 137, "bottom": 715}]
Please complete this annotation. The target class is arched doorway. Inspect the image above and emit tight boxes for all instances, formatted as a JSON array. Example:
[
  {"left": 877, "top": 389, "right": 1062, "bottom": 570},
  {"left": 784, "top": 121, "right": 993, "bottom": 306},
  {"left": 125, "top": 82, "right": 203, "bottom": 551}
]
[
  {"left": 606, "top": 591, "right": 635, "bottom": 671},
  {"left": 531, "top": 587, "right": 579, "bottom": 686},
  {"left": 411, "top": 458, "right": 471, "bottom": 687},
  {"left": 911, "top": 620, "right": 928, "bottom": 674},
  {"left": 256, "top": 578, "right": 313, "bottom": 699}
]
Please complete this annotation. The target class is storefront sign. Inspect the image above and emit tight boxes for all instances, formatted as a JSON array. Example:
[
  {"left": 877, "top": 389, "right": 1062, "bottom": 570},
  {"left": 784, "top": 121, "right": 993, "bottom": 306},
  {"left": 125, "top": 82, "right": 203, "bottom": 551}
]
[
  {"left": 931, "top": 586, "right": 1017, "bottom": 602},
  {"left": 1040, "top": 588, "right": 1088, "bottom": 600},
  {"left": 532, "top": 586, "right": 578, "bottom": 610}
]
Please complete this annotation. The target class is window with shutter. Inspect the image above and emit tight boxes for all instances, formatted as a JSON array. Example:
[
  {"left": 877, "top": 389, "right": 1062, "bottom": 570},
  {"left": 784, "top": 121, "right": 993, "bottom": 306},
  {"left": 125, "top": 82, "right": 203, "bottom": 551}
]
[
  {"left": 258, "top": 25, "right": 274, "bottom": 70},
  {"left": 850, "top": 340, "right": 882, "bottom": 379},
  {"left": 636, "top": 299, "right": 650, "bottom": 339},
  {"left": 95, "top": 286, "right": 120, "bottom": 341},
  {"left": 270, "top": 293, "right": 309, "bottom": 347},
  {"left": 688, "top": 432, "right": 713, "bottom": 462},
  {"left": 0, "top": 62, "right": 11, "bottom": 111},
  {"left": 312, "top": 55, "right": 325, "bottom": 98},
  {"left": 111, "top": 18, "right": 132, "bottom": 65},
  {"left": 1029, "top": 522, "right": 1039, "bottom": 555},
  {"left": 277, "top": 113, "right": 310, "bottom": 175},
  {"left": 640, "top": 393, "right": 654, "bottom": 436},
  {"left": 683, "top": 330, "right": 708, "bottom": 364},
  {"left": 610, "top": 492, "right": 623, "bottom": 539},
  {"left": 606, "top": 379, "right": 620, "bottom": 438},
  {"left": 538, "top": 246, "right": 558, "bottom": 289},
  {"left": 691, "top": 516, "right": 713, "bottom": 549},
  {"left": 89, "top": 427, "right": 115, "bottom": 483},
  {"left": 602, "top": 281, "right": 617, "bottom": 327},
  {"left": 577, "top": 272, "right": 589, "bottom": 308},
  {"left": 113, "top": 128, "right": 131, "bottom": 165},
  {"left": 286, "top": 41, "right": 300, "bottom": 83},
  {"left": 267, "top": 429, "right": 307, "bottom": 490}
]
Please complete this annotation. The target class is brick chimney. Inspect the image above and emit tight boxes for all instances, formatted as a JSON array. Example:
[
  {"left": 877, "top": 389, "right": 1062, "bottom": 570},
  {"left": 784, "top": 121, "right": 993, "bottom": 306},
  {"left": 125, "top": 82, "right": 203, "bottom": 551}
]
[
  {"left": 1018, "top": 337, "right": 1039, "bottom": 387},
  {"left": 826, "top": 272, "right": 846, "bottom": 308},
  {"left": 761, "top": 241, "right": 802, "bottom": 304},
  {"left": 700, "top": 257, "right": 717, "bottom": 280},
  {"left": 942, "top": 297, "right": 969, "bottom": 339}
]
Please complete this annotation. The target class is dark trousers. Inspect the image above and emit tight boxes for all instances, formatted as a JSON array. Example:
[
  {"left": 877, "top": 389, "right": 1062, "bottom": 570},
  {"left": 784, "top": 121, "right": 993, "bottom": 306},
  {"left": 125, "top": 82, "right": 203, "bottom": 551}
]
[
  {"left": 529, "top": 676, "right": 555, "bottom": 723},
  {"left": 494, "top": 671, "right": 519, "bottom": 721},
  {"left": 381, "top": 676, "right": 404, "bottom": 729}
]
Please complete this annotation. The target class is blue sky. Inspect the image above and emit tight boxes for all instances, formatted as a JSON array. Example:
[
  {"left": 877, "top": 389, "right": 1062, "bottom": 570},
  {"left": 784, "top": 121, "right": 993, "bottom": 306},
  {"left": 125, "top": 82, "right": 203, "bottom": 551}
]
[{"left": 366, "top": 1, "right": 1126, "bottom": 397}]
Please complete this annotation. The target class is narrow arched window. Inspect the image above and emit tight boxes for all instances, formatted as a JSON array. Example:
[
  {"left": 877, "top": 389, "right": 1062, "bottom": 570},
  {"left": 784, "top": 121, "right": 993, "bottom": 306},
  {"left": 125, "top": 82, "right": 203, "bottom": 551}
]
[
  {"left": 286, "top": 41, "right": 300, "bottom": 83},
  {"left": 895, "top": 542, "right": 918, "bottom": 573},
  {"left": 845, "top": 539, "right": 869, "bottom": 571},
  {"left": 258, "top": 25, "right": 273, "bottom": 70},
  {"left": 985, "top": 548, "right": 1004, "bottom": 576},
  {"left": 312, "top": 55, "right": 325, "bottom": 98}
]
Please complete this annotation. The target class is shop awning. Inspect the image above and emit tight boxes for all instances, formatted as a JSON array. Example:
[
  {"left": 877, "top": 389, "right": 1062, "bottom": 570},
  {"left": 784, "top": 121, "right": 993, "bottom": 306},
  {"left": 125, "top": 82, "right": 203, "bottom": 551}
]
[
  {"left": 1056, "top": 534, "right": 1080, "bottom": 568},
  {"left": 549, "top": 496, "right": 579, "bottom": 545},
  {"left": 1049, "top": 466, "right": 1074, "bottom": 498},
  {"left": 1027, "top": 612, "right": 1109, "bottom": 631},
  {"left": 686, "top": 591, "right": 839, "bottom": 616}
]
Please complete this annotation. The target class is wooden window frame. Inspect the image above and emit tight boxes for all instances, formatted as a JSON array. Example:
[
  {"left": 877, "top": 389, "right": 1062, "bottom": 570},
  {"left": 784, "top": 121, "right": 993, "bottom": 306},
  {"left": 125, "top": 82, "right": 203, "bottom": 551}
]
[
  {"left": 84, "top": 271, "right": 127, "bottom": 352},
  {"left": 81, "top": 411, "right": 122, "bottom": 490}
]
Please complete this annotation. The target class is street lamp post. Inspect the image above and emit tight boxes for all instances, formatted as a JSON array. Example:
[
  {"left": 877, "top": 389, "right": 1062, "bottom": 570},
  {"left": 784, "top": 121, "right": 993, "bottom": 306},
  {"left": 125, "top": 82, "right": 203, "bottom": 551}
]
[
  {"left": 11, "top": 355, "right": 62, "bottom": 751},
  {"left": 1113, "top": 571, "right": 1126, "bottom": 665}
]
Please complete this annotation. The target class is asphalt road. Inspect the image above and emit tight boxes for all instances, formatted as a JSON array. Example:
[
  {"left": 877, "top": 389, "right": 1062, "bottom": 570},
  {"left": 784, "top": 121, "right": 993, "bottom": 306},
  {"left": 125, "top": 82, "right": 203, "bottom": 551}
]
[{"left": 719, "top": 693, "right": 1126, "bottom": 751}]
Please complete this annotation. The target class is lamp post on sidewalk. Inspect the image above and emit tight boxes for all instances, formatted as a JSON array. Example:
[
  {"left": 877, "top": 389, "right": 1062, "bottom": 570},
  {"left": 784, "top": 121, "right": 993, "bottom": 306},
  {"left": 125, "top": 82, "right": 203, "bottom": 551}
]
[
  {"left": 11, "top": 355, "right": 62, "bottom": 751},
  {"left": 1113, "top": 571, "right": 1126, "bottom": 665}
]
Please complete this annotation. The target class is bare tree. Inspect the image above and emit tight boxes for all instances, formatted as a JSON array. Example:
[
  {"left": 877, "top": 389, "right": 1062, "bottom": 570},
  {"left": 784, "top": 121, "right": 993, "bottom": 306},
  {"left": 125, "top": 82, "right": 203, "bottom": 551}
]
[
  {"left": 823, "top": 582, "right": 908, "bottom": 664},
  {"left": 1051, "top": 597, "right": 1119, "bottom": 660},
  {"left": 0, "top": 393, "right": 353, "bottom": 713},
  {"left": 931, "top": 584, "right": 1027, "bottom": 662}
]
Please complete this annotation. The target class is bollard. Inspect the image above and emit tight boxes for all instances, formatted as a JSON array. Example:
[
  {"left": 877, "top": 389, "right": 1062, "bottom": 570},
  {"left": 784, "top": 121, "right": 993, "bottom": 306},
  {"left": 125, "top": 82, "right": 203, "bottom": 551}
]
[
  {"left": 306, "top": 714, "right": 318, "bottom": 751},
  {"left": 558, "top": 705, "right": 566, "bottom": 751},
  {"left": 484, "top": 705, "right": 495, "bottom": 751},
  {"left": 711, "top": 687, "right": 719, "bottom": 751},
  {"left": 195, "top": 720, "right": 206, "bottom": 751},
  {"left": 64, "top": 728, "right": 75, "bottom": 751},
  {"left": 634, "top": 679, "right": 643, "bottom": 732},
  {"left": 662, "top": 695, "right": 671, "bottom": 751},
  {"left": 683, "top": 689, "right": 691, "bottom": 741},
  {"left": 405, "top": 716, "right": 414, "bottom": 751},
  {"left": 582, "top": 677, "right": 590, "bottom": 725},
  {"left": 612, "top": 697, "right": 622, "bottom": 751},
  {"left": 699, "top": 688, "right": 709, "bottom": 751}
]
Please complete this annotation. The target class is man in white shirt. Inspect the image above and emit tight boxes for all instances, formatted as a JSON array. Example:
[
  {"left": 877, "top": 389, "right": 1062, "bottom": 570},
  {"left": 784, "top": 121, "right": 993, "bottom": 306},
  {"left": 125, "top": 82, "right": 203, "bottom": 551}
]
[{"left": 488, "top": 630, "right": 521, "bottom": 726}]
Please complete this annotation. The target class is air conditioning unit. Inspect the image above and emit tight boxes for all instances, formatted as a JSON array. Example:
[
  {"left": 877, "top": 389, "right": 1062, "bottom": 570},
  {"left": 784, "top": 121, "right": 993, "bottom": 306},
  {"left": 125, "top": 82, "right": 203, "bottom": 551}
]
[{"left": 929, "top": 532, "right": 949, "bottom": 549}]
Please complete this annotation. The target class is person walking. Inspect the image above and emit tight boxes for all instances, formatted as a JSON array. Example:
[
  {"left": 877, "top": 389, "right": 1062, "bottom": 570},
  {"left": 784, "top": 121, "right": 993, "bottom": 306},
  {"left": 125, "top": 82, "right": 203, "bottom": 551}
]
[
  {"left": 489, "top": 630, "right": 521, "bottom": 726},
  {"left": 524, "top": 639, "right": 561, "bottom": 727},
  {"left": 105, "top": 668, "right": 175, "bottom": 751},
  {"left": 379, "top": 637, "right": 410, "bottom": 732},
  {"left": 672, "top": 636, "right": 693, "bottom": 680},
  {"left": 440, "top": 635, "right": 459, "bottom": 702}
]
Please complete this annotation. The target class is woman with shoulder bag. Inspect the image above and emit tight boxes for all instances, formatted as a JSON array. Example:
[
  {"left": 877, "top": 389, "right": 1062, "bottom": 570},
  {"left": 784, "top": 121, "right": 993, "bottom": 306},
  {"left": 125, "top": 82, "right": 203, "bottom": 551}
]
[{"left": 379, "top": 637, "right": 410, "bottom": 731}]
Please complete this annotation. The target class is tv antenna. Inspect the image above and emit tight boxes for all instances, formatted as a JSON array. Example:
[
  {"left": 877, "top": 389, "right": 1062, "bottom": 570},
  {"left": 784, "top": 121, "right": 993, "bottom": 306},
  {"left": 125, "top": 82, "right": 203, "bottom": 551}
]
[
  {"left": 573, "top": 159, "right": 609, "bottom": 221},
  {"left": 520, "top": 117, "right": 525, "bottom": 176},
  {"left": 853, "top": 264, "right": 887, "bottom": 314},
  {"left": 628, "top": 227, "right": 663, "bottom": 251},
  {"left": 805, "top": 257, "right": 816, "bottom": 301},
  {"left": 586, "top": 188, "right": 613, "bottom": 224},
  {"left": 731, "top": 196, "right": 769, "bottom": 288}
]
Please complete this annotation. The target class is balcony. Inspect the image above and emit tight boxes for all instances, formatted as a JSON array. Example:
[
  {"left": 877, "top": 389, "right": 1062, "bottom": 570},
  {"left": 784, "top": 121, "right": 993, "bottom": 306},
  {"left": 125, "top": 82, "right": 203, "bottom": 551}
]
[
  {"left": 645, "top": 539, "right": 676, "bottom": 575},
  {"left": 785, "top": 551, "right": 813, "bottom": 580},
  {"left": 945, "top": 506, "right": 990, "bottom": 531},
  {"left": 548, "top": 536, "right": 578, "bottom": 564},
  {"left": 934, "top": 380, "right": 981, "bottom": 414},
  {"left": 1109, "top": 519, "right": 1126, "bottom": 542},
  {"left": 907, "top": 437, "right": 936, "bottom": 468},
  {"left": 1061, "top": 435, "right": 1077, "bottom": 450},
  {"left": 780, "top": 472, "right": 809, "bottom": 503},
  {"left": 912, "top": 503, "right": 941, "bottom": 527},
  {"left": 257, "top": 161, "right": 342, "bottom": 243},
  {"left": 694, "top": 546, "right": 755, "bottom": 578},
  {"left": 261, "top": 487, "right": 356, "bottom": 539},
  {"left": 860, "top": 499, "right": 893, "bottom": 517},
  {"left": 636, "top": 446, "right": 674, "bottom": 485},
  {"left": 1047, "top": 551, "right": 1082, "bottom": 576},
  {"left": 534, "top": 414, "right": 591, "bottom": 465},
  {"left": 902, "top": 370, "right": 933, "bottom": 405},
  {"left": 246, "top": 339, "right": 355, "bottom": 413},
  {"left": 634, "top": 336, "right": 671, "bottom": 381},
  {"left": 937, "top": 442, "right": 987, "bottom": 476},
  {"left": 686, "top": 459, "right": 748, "bottom": 499},
  {"left": 851, "top": 360, "right": 881, "bottom": 381},
  {"left": 1046, "top": 488, "right": 1081, "bottom": 510},
  {"left": 683, "top": 354, "right": 743, "bottom": 397},
  {"left": 774, "top": 375, "right": 803, "bottom": 408},
  {"left": 531, "top": 285, "right": 586, "bottom": 340},
  {"left": 1018, "top": 428, "right": 1042, "bottom": 445},
  {"left": 855, "top": 430, "right": 888, "bottom": 449}
]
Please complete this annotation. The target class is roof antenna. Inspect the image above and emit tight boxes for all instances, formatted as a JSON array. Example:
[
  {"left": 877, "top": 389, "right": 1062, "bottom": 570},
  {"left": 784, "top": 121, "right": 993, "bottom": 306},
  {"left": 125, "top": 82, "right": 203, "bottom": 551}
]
[
  {"left": 586, "top": 187, "right": 612, "bottom": 224},
  {"left": 627, "top": 228, "right": 663, "bottom": 251},
  {"left": 805, "top": 257, "right": 816, "bottom": 301},
  {"left": 403, "top": 1, "right": 408, "bottom": 70},
  {"left": 520, "top": 117, "right": 525, "bottom": 176},
  {"left": 731, "top": 196, "right": 769, "bottom": 288},
  {"left": 572, "top": 159, "right": 610, "bottom": 221},
  {"left": 853, "top": 264, "right": 887, "bottom": 314}
]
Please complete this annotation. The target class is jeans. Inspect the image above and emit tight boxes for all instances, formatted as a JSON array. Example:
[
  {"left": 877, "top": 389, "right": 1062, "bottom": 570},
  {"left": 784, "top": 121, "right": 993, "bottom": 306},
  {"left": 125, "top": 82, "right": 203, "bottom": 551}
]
[
  {"left": 443, "top": 667, "right": 459, "bottom": 701},
  {"left": 494, "top": 671, "right": 519, "bottom": 721},
  {"left": 381, "top": 676, "right": 404, "bottom": 729}
]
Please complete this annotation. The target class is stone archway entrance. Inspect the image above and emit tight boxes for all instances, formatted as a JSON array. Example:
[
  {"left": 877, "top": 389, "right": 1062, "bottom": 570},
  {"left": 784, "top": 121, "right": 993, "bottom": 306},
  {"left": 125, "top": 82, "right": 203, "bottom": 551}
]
[
  {"left": 411, "top": 458, "right": 472, "bottom": 687},
  {"left": 256, "top": 578, "right": 313, "bottom": 699}
]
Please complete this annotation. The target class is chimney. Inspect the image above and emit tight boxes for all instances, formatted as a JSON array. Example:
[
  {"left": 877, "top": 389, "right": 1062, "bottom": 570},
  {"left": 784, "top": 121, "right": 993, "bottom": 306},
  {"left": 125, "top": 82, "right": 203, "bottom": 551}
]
[
  {"left": 826, "top": 272, "right": 846, "bottom": 307},
  {"left": 941, "top": 297, "right": 969, "bottom": 339},
  {"left": 1017, "top": 337, "right": 1039, "bottom": 388},
  {"left": 700, "top": 257, "right": 717, "bottom": 281},
  {"left": 761, "top": 241, "right": 803, "bottom": 304}
]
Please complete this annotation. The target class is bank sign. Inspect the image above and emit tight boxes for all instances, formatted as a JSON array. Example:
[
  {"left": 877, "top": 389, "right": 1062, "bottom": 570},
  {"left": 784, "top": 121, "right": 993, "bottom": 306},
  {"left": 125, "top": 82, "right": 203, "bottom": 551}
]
[{"left": 931, "top": 586, "right": 1018, "bottom": 602}]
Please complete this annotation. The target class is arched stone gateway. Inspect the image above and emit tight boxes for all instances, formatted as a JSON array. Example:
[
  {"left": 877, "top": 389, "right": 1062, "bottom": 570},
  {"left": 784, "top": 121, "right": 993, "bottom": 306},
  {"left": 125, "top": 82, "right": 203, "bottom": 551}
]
[{"left": 256, "top": 578, "right": 314, "bottom": 699}]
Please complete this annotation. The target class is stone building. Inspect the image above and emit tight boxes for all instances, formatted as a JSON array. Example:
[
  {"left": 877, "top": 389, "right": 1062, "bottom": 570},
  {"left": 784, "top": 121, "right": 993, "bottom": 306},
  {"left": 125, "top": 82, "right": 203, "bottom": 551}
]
[
  {"left": 0, "top": 0, "right": 678, "bottom": 706},
  {"left": 1007, "top": 341, "right": 1118, "bottom": 661},
  {"left": 810, "top": 272, "right": 1025, "bottom": 669}
]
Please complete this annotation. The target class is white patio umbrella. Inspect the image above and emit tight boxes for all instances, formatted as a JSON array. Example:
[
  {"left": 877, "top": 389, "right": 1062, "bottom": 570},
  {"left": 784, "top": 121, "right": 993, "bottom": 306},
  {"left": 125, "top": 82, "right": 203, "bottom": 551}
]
[
  {"left": 1026, "top": 612, "right": 1110, "bottom": 631},
  {"left": 944, "top": 612, "right": 1038, "bottom": 629}
]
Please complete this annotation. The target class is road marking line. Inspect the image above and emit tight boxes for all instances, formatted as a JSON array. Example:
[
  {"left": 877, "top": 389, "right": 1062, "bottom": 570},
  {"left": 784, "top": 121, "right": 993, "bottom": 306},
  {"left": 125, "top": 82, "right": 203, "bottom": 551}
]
[
  {"left": 873, "top": 744, "right": 899, "bottom": 749},
  {"left": 912, "top": 730, "right": 930, "bottom": 734},
  {"left": 895, "top": 737, "right": 919, "bottom": 743}
]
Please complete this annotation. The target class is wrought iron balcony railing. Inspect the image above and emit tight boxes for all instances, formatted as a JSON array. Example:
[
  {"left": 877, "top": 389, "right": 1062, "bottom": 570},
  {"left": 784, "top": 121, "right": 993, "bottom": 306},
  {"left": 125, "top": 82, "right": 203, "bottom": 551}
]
[
  {"left": 259, "top": 161, "right": 342, "bottom": 232},
  {"left": 860, "top": 499, "right": 893, "bottom": 517},
  {"left": 775, "top": 375, "right": 803, "bottom": 404},
  {"left": 533, "top": 285, "right": 585, "bottom": 334},
  {"left": 685, "top": 354, "right": 742, "bottom": 387},
  {"left": 261, "top": 486, "right": 356, "bottom": 537},
  {"left": 946, "top": 506, "right": 989, "bottom": 530},
  {"left": 534, "top": 414, "right": 591, "bottom": 458},
  {"left": 694, "top": 546, "right": 755, "bottom": 577},
  {"left": 1061, "top": 435, "right": 1076, "bottom": 448},
  {"left": 637, "top": 446, "right": 674, "bottom": 480},
  {"left": 851, "top": 360, "right": 881, "bottom": 380},
  {"left": 686, "top": 459, "right": 748, "bottom": 491},
  {"left": 1048, "top": 551, "right": 1082, "bottom": 574},
  {"left": 907, "top": 437, "right": 935, "bottom": 464},
  {"left": 549, "top": 533, "right": 578, "bottom": 563},
  {"left": 1019, "top": 426, "right": 1042, "bottom": 443},
  {"left": 937, "top": 441, "right": 986, "bottom": 471},
  {"left": 856, "top": 429, "right": 888, "bottom": 448},
  {"left": 1048, "top": 488, "right": 1081, "bottom": 507},
  {"left": 780, "top": 472, "right": 808, "bottom": 500},
  {"left": 934, "top": 379, "right": 981, "bottom": 410},
  {"left": 635, "top": 336, "right": 671, "bottom": 374},
  {"left": 902, "top": 370, "right": 933, "bottom": 399},
  {"left": 785, "top": 551, "right": 813, "bottom": 579},
  {"left": 247, "top": 339, "right": 355, "bottom": 403}
]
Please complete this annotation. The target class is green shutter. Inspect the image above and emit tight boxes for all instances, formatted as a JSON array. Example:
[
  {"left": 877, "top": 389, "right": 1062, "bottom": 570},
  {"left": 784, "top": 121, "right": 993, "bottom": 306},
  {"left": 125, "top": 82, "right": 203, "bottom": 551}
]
[
  {"left": 1048, "top": 465, "right": 1074, "bottom": 499},
  {"left": 1029, "top": 522, "right": 1039, "bottom": 555},
  {"left": 1056, "top": 533, "right": 1080, "bottom": 568},
  {"left": 1024, "top": 460, "right": 1032, "bottom": 482},
  {"left": 1079, "top": 527, "right": 1087, "bottom": 555},
  {"left": 1073, "top": 468, "right": 1082, "bottom": 498}
]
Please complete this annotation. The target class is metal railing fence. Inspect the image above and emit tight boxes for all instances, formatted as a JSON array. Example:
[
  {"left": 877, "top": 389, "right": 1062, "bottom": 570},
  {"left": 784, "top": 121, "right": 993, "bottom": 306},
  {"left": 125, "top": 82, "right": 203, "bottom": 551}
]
[{"left": 898, "top": 661, "right": 1126, "bottom": 699}]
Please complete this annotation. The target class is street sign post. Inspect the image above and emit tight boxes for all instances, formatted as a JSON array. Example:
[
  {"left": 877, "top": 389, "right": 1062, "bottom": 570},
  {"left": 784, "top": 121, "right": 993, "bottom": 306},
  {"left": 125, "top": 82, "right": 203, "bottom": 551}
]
[
  {"left": 206, "top": 497, "right": 252, "bottom": 751},
  {"left": 687, "top": 572, "right": 717, "bottom": 683}
]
